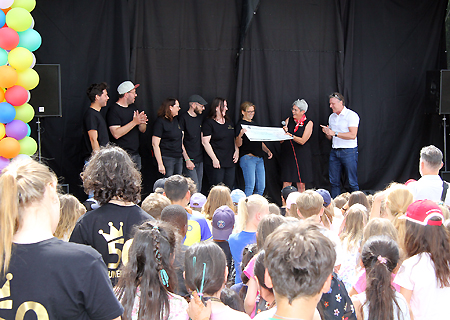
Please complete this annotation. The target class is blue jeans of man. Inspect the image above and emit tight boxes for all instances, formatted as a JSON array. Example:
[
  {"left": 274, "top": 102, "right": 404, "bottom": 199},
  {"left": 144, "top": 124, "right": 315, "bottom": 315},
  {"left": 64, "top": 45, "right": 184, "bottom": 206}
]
[
  {"left": 329, "top": 147, "right": 359, "bottom": 198},
  {"left": 162, "top": 156, "right": 183, "bottom": 177},
  {"left": 239, "top": 154, "right": 265, "bottom": 196},
  {"left": 183, "top": 161, "right": 204, "bottom": 193}
]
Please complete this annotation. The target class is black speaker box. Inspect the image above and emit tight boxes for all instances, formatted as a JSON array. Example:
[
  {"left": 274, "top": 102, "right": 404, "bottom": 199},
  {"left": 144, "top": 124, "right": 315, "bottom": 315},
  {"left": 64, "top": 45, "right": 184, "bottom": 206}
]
[
  {"left": 441, "top": 171, "right": 450, "bottom": 182},
  {"left": 440, "top": 70, "right": 450, "bottom": 115},
  {"left": 29, "top": 64, "right": 62, "bottom": 117}
]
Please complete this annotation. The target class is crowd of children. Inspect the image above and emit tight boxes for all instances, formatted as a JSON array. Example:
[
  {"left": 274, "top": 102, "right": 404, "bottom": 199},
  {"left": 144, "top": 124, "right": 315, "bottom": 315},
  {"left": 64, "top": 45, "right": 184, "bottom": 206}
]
[{"left": 1, "top": 144, "right": 450, "bottom": 320}]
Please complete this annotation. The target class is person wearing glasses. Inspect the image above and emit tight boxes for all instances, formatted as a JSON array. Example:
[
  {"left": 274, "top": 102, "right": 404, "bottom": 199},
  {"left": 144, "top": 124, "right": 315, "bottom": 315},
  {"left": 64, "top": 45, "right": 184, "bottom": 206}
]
[
  {"left": 321, "top": 92, "right": 360, "bottom": 198},
  {"left": 281, "top": 99, "right": 314, "bottom": 193},
  {"left": 152, "top": 98, "right": 184, "bottom": 177},
  {"left": 235, "top": 101, "right": 273, "bottom": 196}
]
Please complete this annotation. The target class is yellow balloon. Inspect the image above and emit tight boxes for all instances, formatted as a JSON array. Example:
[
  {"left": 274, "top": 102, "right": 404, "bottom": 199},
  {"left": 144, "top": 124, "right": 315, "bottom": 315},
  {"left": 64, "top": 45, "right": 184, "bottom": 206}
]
[
  {"left": 16, "top": 68, "right": 39, "bottom": 90},
  {"left": 11, "top": 0, "right": 36, "bottom": 12},
  {"left": 5, "top": 8, "right": 32, "bottom": 32},
  {"left": 8, "top": 47, "right": 33, "bottom": 71},
  {"left": 14, "top": 103, "right": 34, "bottom": 123},
  {"left": 0, "top": 124, "right": 5, "bottom": 139}
]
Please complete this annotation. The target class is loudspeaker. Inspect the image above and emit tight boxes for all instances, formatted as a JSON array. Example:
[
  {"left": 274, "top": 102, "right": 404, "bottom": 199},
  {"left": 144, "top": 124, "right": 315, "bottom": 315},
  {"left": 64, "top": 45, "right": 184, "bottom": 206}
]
[
  {"left": 29, "top": 64, "right": 62, "bottom": 117},
  {"left": 441, "top": 171, "right": 450, "bottom": 182},
  {"left": 440, "top": 70, "right": 450, "bottom": 115}
]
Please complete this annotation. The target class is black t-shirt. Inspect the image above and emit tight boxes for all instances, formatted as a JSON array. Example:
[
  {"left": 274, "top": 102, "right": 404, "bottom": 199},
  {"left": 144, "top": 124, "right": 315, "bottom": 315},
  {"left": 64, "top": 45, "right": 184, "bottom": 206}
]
[
  {"left": 69, "top": 203, "right": 154, "bottom": 285},
  {"left": 106, "top": 103, "right": 140, "bottom": 155},
  {"left": 202, "top": 118, "right": 235, "bottom": 168},
  {"left": 0, "top": 238, "right": 123, "bottom": 320},
  {"left": 83, "top": 107, "right": 110, "bottom": 160},
  {"left": 179, "top": 112, "right": 203, "bottom": 162},
  {"left": 235, "top": 119, "right": 264, "bottom": 158},
  {"left": 152, "top": 116, "right": 183, "bottom": 158}
]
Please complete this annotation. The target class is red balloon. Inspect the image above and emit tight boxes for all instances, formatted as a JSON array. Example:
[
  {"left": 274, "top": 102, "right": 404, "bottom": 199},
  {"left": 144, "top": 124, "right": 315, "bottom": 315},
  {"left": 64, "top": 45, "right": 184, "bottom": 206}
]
[
  {"left": 4, "top": 85, "right": 27, "bottom": 106},
  {"left": 0, "top": 27, "right": 19, "bottom": 50}
]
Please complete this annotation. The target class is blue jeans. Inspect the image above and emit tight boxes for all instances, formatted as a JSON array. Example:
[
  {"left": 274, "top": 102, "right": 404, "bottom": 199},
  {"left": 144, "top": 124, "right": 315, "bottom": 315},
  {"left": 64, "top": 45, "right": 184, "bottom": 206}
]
[
  {"left": 183, "top": 161, "right": 204, "bottom": 193},
  {"left": 239, "top": 154, "right": 265, "bottom": 196},
  {"left": 329, "top": 147, "right": 359, "bottom": 198},
  {"left": 162, "top": 156, "right": 183, "bottom": 177}
]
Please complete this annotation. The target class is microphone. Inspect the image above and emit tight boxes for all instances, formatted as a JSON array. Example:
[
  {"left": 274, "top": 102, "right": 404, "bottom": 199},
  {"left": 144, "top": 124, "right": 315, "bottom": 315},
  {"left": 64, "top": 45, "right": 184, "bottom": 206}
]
[{"left": 281, "top": 121, "right": 286, "bottom": 126}]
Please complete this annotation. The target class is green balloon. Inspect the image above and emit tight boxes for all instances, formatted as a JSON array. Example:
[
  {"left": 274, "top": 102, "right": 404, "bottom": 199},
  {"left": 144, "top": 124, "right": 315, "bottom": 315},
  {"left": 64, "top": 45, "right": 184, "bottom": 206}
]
[
  {"left": 5, "top": 8, "right": 32, "bottom": 32},
  {"left": 18, "top": 136, "right": 37, "bottom": 156},
  {"left": 0, "top": 48, "right": 7, "bottom": 66},
  {"left": 14, "top": 103, "right": 35, "bottom": 123},
  {"left": 18, "top": 29, "right": 41, "bottom": 52}
]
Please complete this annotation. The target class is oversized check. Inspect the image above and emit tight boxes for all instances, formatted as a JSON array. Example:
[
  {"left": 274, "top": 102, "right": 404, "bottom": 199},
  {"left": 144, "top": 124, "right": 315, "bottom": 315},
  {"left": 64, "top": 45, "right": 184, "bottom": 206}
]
[{"left": 241, "top": 124, "right": 293, "bottom": 141}]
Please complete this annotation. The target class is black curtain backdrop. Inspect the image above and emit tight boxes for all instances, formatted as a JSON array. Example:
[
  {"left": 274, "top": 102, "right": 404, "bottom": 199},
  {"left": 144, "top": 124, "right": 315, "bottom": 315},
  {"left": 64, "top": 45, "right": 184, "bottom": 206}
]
[{"left": 31, "top": 0, "right": 447, "bottom": 204}]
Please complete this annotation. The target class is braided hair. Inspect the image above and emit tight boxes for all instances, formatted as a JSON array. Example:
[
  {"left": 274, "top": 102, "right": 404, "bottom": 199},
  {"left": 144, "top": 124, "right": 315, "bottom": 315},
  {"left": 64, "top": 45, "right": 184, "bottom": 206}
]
[{"left": 116, "top": 221, "right": 177, "bottom": 320}]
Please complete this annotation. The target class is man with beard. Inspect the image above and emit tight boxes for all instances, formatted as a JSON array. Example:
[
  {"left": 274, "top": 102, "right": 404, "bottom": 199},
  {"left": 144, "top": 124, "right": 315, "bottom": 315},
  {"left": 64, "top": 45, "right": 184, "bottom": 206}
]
[
  {"left": 179, "top": 94, "right": 207, "bottom": 192},
  {"left": 107, "top": 81, "right": 147, "bottom": 169},
  {"left": 83, "top": 82, "right": 110, "bottom": 160}
]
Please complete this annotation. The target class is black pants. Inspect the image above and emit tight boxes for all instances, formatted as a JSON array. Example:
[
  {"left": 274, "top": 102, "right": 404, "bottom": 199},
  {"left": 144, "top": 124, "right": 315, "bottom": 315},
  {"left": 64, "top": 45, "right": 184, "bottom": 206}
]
[{"left": 204, "top": 164, "right": 235, "bottom": 191}]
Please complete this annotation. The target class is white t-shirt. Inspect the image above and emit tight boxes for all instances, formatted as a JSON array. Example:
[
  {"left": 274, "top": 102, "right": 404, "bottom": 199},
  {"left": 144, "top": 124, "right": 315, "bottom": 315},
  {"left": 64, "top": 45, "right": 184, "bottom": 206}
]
[
  {"left": 394, "top": 252, "right": 450, "bottom": 320},
  {"left": 329, "top": 107, "right": 359, "bottom": 149},
  {"left": 355, "top": 290, "right": 410, "bottom": 320},
  {"left": 407, "top": 175, "right": 450, "bottom": 206}
]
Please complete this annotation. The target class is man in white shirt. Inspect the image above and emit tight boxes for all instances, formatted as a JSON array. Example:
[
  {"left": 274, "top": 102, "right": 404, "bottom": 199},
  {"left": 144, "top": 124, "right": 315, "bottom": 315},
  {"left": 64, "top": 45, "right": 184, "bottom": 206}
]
[
  {"left": 407, "top": 145, "right": 450, "bottom": 205},
  {"left": 321, "top": 92, "right": 360, "bottom": 198}
]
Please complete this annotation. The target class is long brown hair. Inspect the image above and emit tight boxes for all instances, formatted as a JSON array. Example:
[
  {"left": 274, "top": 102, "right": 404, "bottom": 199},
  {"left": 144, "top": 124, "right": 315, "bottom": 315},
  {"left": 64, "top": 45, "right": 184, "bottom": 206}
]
[
  {"left": 116, "top": 221, "right": 177, "bottom": 320},
  {"left": 54, "top": 194, "right": 86, "bottom": 240},
  {"left": 201, "top": 185, "right": 234, "bottom": 220},
  {"left": 361, "top": 236, "right": 401, "bottom": 320},
  {"left": 403, "top": 219, "right": 450, "bottom": 288},
  {"left": 208, "top": 97, "right": 229, "bottom": 121},
  {"left": 0, "top": 159, "right": 57, "bottom": 275},
  {"left": 157, "top": 98, "right": 177, "bottom": 121}
]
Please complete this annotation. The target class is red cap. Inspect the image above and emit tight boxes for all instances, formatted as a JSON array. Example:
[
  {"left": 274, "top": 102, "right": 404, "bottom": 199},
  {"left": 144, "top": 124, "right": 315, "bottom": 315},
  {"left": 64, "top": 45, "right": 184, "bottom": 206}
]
[{"left": 401, "top": 199, "right": 444, "bottom": 226}]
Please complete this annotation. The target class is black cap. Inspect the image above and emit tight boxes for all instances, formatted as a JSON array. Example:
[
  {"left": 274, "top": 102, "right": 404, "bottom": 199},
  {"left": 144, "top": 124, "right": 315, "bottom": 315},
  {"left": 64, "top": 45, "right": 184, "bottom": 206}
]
[
  {"left": 281, "top": 186, "right": 297, "bottom": 200},
  {"left": 188, "top": 94, "right": 207, "bottom": 105},
  {"left": 153, "top": 178, "right": 166, "bottom": 192}
]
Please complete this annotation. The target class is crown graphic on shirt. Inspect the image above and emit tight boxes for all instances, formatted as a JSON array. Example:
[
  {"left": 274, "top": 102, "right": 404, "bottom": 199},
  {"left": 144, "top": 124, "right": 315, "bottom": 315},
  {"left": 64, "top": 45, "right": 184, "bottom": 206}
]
[
  {"left": 98, "top": 222, "right": 124, "bottom": 243},
  {"left": 0, "top": 273, "right": 13, "bottom": 309}
]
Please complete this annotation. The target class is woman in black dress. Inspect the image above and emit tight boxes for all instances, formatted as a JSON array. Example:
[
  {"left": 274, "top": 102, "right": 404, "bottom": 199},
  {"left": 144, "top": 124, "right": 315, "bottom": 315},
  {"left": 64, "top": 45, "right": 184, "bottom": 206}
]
[
  {"left": 281, "top": 99, "right": 313, "bottom": 192},
  {"left": 202, "top": 97, "right": 239, "bottom": 190}
]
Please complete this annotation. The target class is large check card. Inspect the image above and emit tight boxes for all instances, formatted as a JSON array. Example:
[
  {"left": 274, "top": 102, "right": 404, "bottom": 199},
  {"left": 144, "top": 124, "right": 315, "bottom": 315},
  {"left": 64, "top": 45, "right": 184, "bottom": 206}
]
[{"left": 241, "top": 124, "right": 293, "bottom": 141}]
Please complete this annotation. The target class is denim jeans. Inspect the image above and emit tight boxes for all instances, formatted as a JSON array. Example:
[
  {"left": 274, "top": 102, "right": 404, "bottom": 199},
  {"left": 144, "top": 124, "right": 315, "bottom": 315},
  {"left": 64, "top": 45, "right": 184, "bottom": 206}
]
[
  {"left": 329, "top": 147, "right": 359, "bottom": 198},
  {"left": 239, "top": 154, "right": 265, "bottom": 196},
  {"left": 182, "top": 161, "right": 204, "bottom": 193},
  {"left": 162, "top": 156, "right": 183, "bottom": 177}
]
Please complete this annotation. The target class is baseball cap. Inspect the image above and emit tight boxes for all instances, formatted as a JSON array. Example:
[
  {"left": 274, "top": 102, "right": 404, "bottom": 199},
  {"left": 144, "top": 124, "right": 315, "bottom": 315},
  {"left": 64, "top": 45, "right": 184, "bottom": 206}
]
[
  {"left": 190, "top": 193, "right": 207, "bottom": 208},
  {"left": 188, "top": 94, "right": 207, "bottom": 105},
  {"left": 117, "top": 81, "right": 140, "bottom": 95},
  {"left": 286, "top": 191, "right": 301, "bottom": 209},
  {"left": 316, "top": 189, "right": 332, "bottom": 207},
  {"left": 153, "top": 178, "right": 166, "bottom": 192},
  {"left": 282, "top": 186, "right": 297, "bottom": 201},
  {"left": 212, "top": 205, "right": 235, "bottom": 241},
  {"left": 231, "top": 189, "right": 246, "bottom": 205},
  {"left": 400, "top": 199, "right": 444, "bottom": 226}
]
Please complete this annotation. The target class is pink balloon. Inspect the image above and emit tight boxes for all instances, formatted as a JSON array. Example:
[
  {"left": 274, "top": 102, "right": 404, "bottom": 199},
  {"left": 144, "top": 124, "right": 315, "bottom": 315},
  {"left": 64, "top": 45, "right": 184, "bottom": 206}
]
[
  {"left": 0, "top": 27, "right": 19, "bottom": 51},
  {"left": 4, "top": 85, "right": 27, "bottom": 106}
]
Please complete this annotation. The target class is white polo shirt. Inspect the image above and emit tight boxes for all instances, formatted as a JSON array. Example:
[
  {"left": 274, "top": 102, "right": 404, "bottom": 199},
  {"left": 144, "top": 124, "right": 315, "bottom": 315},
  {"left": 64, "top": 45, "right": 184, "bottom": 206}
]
[{"left": 328, "top": 107, "right": 359, "bottom": 149}]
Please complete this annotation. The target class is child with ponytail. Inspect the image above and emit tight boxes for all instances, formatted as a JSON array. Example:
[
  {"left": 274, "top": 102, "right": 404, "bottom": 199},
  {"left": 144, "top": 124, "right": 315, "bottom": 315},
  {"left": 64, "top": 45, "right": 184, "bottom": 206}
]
[
  {"left": 351, "top": 235, "right": 410, "bottom": 320},
  {"left": 394, "top": 200, "right": 450, "bottom": 319},
  {"left": 115, "top": 221, "right": 188, "bottom": 320}
]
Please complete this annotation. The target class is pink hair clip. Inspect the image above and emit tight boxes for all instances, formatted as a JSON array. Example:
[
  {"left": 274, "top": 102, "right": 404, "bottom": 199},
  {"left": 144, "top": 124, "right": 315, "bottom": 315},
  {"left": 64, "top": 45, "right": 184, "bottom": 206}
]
[{"left": 377, "top": 255, "right": 387, "bottom": 264}]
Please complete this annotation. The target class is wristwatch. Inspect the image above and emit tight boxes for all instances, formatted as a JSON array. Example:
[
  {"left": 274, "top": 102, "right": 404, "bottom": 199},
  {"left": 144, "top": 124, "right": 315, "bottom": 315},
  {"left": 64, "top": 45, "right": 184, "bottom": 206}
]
[{"left": 334, "top": 132, "right": 338, "bottom": 137}]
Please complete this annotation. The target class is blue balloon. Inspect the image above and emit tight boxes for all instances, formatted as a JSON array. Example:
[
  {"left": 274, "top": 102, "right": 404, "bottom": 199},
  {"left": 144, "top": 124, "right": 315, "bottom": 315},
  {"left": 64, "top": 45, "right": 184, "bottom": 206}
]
[
  {"left": 26, "top": 123, "right": 31, "bottom": 136},
  {"left": 0, "top": 48, "right": 7, "bottom": 66},
  {"left": 0, "top": 102, "right": 17, "bottom": 124},
  {"left": 0, "top": 10, "right": 5, "bottom": 29},
  {"left": 18, "top": 29, "right": 42, "bottom": 52}
]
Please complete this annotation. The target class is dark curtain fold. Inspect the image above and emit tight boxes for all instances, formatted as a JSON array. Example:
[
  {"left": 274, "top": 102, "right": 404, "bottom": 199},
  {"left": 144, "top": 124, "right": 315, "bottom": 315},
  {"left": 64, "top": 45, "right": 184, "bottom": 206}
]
[{"left": 29, "top": 0, "right": 447, "bottom": 203}]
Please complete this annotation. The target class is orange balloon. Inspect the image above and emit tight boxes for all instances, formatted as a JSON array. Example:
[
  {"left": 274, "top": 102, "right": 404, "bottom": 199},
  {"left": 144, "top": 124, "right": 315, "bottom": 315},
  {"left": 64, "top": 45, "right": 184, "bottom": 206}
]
[
  {"left": 0, "top": 65, "right": 18, "bottom": 88},
  {"left": 0, "top": 137, "right": 20, "bottom": 159},
  {"left": 0, "top": 88, "right": 4, "bottom": 102},
  {"left": 2, "top": 8, "right": 11, "bottom": 15}
]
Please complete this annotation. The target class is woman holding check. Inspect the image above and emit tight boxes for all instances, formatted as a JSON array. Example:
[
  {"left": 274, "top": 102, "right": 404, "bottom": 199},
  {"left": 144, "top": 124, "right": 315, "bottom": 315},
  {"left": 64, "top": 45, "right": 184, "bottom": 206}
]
[{"left": 281, "top": 99, "right": 313, "bottom": 192}]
